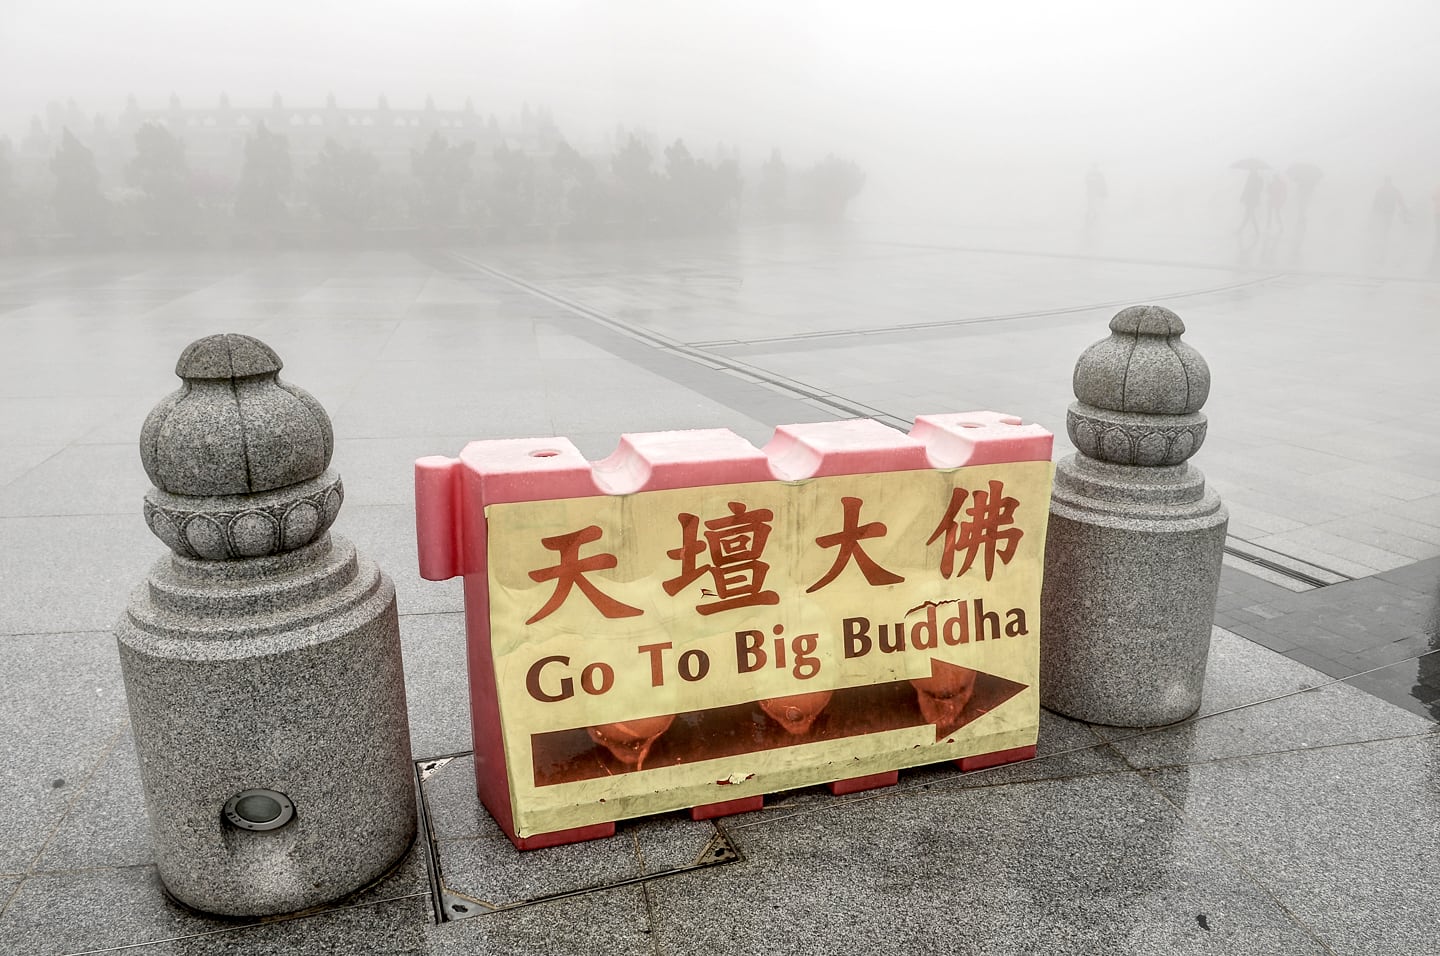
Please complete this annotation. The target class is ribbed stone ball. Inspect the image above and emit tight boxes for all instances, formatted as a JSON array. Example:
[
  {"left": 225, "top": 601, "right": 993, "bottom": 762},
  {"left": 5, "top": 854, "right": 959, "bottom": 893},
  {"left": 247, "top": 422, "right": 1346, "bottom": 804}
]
[
  {"left": 140, "top": 334, "right": 334, "bottom": 497},
  {"left": 1072, "top": 305, "right": 1210, "bottom": 415}
]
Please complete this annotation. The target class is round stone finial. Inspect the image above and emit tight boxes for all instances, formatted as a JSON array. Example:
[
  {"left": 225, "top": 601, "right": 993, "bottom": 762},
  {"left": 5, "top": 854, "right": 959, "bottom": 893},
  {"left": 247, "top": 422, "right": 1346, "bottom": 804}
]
[
  {"left": 139, "top": 334, "right": 343, "bottom": 560},
  {"left": 1072, "top": 305, "right": 1210, "bottom": 415},
  {"left": 1067, "top": 306, "right": 1210, "bottom": 467},
  {"left": 140, "top": 334, "right": 333, "bottom": 497},
  {"left": 174, "top": 333, "right": 283, "bottom": 380}
]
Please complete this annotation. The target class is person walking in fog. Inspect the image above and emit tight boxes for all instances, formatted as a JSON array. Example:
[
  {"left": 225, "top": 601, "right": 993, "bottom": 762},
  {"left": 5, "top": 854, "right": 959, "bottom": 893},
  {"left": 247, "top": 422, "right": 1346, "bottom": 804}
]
[
  {"left": 1238, "top": 169, "right": 1263, "bottom": 239},
  {"left": 1368, "top": 175, "right": 1409, "bottom": 264}
]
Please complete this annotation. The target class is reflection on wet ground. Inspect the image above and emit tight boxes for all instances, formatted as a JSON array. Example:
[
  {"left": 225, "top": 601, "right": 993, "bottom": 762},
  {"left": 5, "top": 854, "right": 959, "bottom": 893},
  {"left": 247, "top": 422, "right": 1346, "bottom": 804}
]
[{"left": 0, "top": 231, "right": 1436, "bottom": 954}]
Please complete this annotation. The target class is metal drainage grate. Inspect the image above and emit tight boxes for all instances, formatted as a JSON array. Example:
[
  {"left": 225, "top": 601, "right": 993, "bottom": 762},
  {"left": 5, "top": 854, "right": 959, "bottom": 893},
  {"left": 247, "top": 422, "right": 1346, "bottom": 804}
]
[{"left": 1223, "top": 537, "right": 1352, "bottom": 591}]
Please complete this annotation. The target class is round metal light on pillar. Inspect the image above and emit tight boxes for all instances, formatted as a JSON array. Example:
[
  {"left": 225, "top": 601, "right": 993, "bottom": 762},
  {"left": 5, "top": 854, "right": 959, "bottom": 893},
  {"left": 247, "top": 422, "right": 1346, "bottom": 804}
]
[{"left": 223, "top": 789, "right": 296, "bottom": 832}]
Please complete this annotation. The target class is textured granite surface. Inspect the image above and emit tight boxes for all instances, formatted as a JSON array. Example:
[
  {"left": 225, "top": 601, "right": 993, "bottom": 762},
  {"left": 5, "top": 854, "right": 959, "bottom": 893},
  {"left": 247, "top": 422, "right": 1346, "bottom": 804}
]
[
  {"left": 4, "top": 245, "right": 1438, "bottom": 954},
  {"left": 114, "top": 335, "right": 416, "bottom": 917},
  {"left": 0, "top": 631, "right": 130, "bottom": 874},
  {"left": 1094, "top": 628, "right": 1435, "bottom": 767},
  {"left": 396, "top": 611, "right": 473, "bottom": 756},
  {"left": 140, "top": 334, "right": 334, "bottom": 497},
  {"left": 118, "top": 542, "right": 417, "bottom": 920},
  {"left": 1042, "top": 307, "right": 1228, "bottom": 727},
  {"left": 421, "top": 753, "right": 727, "bottom": 912},
  {"left": 655, "top": 773, "right": 1329, "bottom": 956},
  {"left": 1148, "top": 734, "right": 1440, "bottom": 956}
]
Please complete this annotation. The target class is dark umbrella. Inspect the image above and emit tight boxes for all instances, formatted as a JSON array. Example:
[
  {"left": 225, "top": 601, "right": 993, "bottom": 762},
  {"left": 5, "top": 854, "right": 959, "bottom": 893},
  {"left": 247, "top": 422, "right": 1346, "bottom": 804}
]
[{"left": 1230, "top": 158, "right": 1270, "bottom": 171}]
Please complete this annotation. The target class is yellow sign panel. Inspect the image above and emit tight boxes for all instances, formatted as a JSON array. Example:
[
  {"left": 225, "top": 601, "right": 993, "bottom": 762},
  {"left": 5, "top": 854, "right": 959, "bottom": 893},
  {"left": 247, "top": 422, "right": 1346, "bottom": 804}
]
[{"left": 485, "top": 460, "right": 1053, "bottom": 836}]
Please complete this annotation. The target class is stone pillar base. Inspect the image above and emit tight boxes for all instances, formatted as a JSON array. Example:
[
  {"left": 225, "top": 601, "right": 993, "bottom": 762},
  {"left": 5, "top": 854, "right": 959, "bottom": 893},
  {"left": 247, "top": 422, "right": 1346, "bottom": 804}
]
[
  {"left": 1040, "top": 454, "right": 1227, "bottom": 727},
  {"left": 116, "top": 534, "right": 416, "bottom": 917}
]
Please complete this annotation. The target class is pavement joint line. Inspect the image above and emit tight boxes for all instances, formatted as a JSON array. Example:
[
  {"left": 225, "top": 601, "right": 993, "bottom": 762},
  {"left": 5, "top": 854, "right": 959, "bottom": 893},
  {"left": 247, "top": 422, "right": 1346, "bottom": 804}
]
[
  {"left": 414, "top": 755, "right": 450, "bottom": 925},
  {"left": 693, "top": 272, "right": 1291, "bottom": 349},
  {"left": 0, "top": 880, "right": 19, "bottom": 927},
  {"left": 435, "top": 252, "right": 1363, "bottom": 592},
  {"left": 1130, "top": 746, "right": 1343, "bottom": 955},
  {"left": 1133, "top": 728, "right": 1440, "bottom": 774},
  {"left": 20, "top": 719, "right": 132, "bottom": 882},
  {"left": 440, "top": 251, "right": 917, "bottom": 428},
  {"left": 53, "top": 891, "right": 434, "bottom": 956},
  {"left": 858, "top": 236, "right": 1440, "bottom": 286},
  {"left": 724, "top": 643, "right": 1440, "bottom": 833}
]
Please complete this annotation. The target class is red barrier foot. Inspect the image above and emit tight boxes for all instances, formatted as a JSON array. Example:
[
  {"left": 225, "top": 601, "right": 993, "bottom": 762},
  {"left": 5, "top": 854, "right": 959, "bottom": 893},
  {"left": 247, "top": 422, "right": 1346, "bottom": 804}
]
[
  {"left": 511, "top": 821, "right": 616, "bottom": 851},
  {"left": 828, "top": 770, "right": 899, "bottom": 796},
  {"left": 956, "top": 744, "right": 1036, "bottom": 773},
  {"left": 690, "top": 796, "right": 764, "bottom": 821}
]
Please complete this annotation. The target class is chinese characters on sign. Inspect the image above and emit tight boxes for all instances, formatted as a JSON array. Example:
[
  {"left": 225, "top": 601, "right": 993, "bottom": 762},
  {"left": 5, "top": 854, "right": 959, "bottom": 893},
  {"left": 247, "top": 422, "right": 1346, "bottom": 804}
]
[
  {"left": 526, "top": 479, "right": 1024, "bottom": 626},
  {"left": 481, "top": 461, "right": 1052, "bottom": 838}
]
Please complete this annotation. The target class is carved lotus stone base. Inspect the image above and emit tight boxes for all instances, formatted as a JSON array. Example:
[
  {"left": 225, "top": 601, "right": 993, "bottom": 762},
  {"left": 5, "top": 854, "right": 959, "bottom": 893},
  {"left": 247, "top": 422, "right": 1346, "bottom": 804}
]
[
  {"left": 143, "top": 470, "right": 343, "bottom": 560},
  {"left": 1066, "top": 402, "right": 1207, "bottom": 467}
]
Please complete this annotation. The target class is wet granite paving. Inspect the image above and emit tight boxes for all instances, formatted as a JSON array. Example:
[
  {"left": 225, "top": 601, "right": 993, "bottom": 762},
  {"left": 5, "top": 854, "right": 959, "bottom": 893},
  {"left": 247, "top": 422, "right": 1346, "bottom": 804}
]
[{"left": 0, "top": 231, "right": 1436, "bottom": 954}]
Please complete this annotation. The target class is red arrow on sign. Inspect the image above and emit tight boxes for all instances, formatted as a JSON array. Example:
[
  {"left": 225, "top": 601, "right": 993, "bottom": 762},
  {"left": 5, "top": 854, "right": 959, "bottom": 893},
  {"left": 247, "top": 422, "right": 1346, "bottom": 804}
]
[{"left": 531, "top": 660, "right": 1028, "bottom": 787}]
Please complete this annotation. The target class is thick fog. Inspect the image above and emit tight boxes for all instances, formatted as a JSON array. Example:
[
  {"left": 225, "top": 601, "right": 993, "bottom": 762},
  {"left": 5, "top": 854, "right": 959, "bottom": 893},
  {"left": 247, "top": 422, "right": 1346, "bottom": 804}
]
[{"left": 2, "top": 0, "right": 1437, "bottom": 271}]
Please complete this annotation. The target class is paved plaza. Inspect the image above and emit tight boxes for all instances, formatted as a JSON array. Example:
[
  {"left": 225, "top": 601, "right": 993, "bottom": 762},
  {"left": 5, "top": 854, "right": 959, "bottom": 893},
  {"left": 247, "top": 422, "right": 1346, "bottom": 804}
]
[{"left": 0, "top": 227, "right": 1437, "bottom": 954}]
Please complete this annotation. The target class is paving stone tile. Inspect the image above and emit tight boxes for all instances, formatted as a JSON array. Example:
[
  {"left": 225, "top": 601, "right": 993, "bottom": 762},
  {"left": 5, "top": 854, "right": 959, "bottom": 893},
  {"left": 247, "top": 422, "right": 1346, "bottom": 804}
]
[
  {"left": 0, "top": 513, "right": 166, "bottom": 635},
  {"left": 1250, "top": 529, "right": 1408, "bottom": 576},
  {"left": 430, "top": 811, "right": 639, "bottom": 910},
  {"left": 121, "top": 886, "right": 655, "bottom": 956},
  {"left": 0, "top": 444, "right": 64, "bottom": 490},
  {"left": 0, "top": 442, "right": 147, "bottom": 517},
  {"left": 0, "top": 866, "right": 224, "bottom": 956},
  {"left": 400, "top": 612, "right": 474, "bottom": 758},
  {"left": 653, "top": 772, "right": 1327, "bottom": 956},
  {"left": 0, "top": 395, "right": 146, "bottom": 446},
  {"left": 330, "top": 392, "right": 555, "bottom": 442},
  {"left": 1314, "top": 515, "right": 1440, "bottom": 561},
  {"left": 0, "top": 632, "right": 131, "bottom": 874},
  {"left": 1148, "top": 734, "right": 1440, "bottom": 956},
  {"left": 1094, "top": 630, "right": 1434, "bottom": 768},
  {"left": 330, "top": 436, "right": 477, "bottom": 510},
  {"left": 341, "top": 504, "right": 464, "bottom": 617},
  {"left": 32, "top": 729, "right": 149, "bottom": 872},
  {"left": 1376, "top": 555, "right": 1440, "bottom": 592},
  {"left": 0, "top": 847, "right": 434, "bottom": 956}
]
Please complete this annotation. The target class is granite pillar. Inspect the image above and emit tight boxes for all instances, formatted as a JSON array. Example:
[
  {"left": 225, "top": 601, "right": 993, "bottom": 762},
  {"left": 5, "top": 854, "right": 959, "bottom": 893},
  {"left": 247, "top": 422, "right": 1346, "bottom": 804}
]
[
  {"left": 115, "top": 334, "right": 416, "bottom": 917},
  {"left": 1040, "top": 306, "right": 1228, "bottom": 726}
]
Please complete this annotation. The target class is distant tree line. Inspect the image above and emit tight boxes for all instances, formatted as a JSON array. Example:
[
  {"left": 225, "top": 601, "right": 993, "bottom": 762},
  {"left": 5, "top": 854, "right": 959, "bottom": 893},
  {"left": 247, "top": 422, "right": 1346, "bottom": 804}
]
[{"left": 0, "top": 115, "right": 865, "bottom": 252}]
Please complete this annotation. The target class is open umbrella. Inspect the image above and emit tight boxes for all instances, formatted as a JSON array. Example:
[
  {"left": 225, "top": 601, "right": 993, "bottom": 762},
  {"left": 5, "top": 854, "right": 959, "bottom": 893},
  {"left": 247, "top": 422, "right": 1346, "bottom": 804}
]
[{"left": 1230, "top": 158, "right": 1270, "bottom": 171}]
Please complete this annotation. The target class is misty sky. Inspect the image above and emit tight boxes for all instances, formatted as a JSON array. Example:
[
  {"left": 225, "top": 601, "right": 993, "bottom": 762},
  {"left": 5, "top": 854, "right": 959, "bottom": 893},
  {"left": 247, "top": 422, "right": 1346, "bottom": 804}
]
[{"left": 3, "top": 1, "right": 1437, "bottom": 187}]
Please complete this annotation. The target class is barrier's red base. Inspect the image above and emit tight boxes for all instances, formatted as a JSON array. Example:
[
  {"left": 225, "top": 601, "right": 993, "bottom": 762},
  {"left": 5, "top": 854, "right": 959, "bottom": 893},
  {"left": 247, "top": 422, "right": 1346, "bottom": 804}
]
[
  {"left": 956, "top": 744, "right": 1037, "bottom": 773},
  {"left": 690, "top": 796, "right": 765, "bottom": 821},
  {"left": 504, "top": 744, "right": 1038, "bottom": 849},
  {"left": 511, "top": 821, "right": 615, "bottom": 851},
  {"left": 828, "top": 770, "right": 900, "bottom": 796}
]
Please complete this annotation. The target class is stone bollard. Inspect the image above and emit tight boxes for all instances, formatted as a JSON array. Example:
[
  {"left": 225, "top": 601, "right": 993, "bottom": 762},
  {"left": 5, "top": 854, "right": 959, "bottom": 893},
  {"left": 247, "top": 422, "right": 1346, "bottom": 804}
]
[
  {"left": 1040, "top": 306, "right": 1228, "bottom": 726},
  {"left": 115, "top": 333, "right": 415, "bottom": 916}
]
